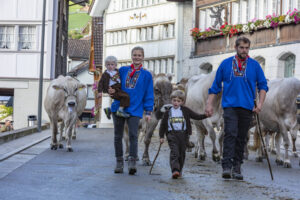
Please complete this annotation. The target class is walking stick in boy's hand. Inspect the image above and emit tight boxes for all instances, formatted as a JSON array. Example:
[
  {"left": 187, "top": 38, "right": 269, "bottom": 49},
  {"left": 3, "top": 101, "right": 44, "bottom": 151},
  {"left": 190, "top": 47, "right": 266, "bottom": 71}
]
[
  {"left": 149, "top": 142, "right": 162, "bottom": 175},
  {"left": 254, "top": 101, "right": 274, "bottom": 180}
]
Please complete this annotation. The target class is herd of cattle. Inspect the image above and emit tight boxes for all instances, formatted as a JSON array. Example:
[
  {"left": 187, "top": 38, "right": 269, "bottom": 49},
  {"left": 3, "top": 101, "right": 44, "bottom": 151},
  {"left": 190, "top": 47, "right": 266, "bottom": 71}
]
[{"left": 44, "top": 72, "right": 300, "bottom": 168}]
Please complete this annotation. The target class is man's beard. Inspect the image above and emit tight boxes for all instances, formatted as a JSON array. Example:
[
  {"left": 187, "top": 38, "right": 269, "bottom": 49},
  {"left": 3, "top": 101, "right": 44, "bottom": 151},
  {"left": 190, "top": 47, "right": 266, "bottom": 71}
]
[{"left": 237, "top": 52, "right": 248, "bottom": 59}]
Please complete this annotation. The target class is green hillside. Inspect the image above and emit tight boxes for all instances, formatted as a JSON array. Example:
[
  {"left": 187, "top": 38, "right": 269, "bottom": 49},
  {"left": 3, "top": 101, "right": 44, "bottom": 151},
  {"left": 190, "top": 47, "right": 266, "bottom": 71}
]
[{"left": 68, "top": 3, "right": 91, "bottom": 31}]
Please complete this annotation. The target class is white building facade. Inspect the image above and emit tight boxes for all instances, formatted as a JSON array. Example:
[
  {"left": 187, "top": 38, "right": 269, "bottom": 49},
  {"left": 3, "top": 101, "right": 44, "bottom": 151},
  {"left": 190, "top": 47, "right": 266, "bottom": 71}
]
[
  {"left": 182, "top": 0, "right": 300, "bottom": 80},
  {"left": 0, "top": 0, "right": 57, "bottom": 129},
  {"left": 91, "top": 0, "right": 190, "bottom": 127}
]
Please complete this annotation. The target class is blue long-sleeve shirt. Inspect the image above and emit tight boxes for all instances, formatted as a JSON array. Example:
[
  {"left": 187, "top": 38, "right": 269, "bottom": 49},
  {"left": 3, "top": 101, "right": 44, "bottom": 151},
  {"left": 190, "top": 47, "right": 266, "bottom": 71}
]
[
  {"left": 208, "top": 56, "right": 268, "bottom": 111},
  {"left": 111, "top": 66, "right": 154, "bottom": 118}
]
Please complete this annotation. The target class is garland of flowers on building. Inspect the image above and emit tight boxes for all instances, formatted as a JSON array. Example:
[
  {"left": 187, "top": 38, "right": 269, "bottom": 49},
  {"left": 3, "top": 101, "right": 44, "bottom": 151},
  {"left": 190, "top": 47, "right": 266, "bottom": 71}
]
[{"left": 191, "top": 8, "right": 300, "bottom": 41}]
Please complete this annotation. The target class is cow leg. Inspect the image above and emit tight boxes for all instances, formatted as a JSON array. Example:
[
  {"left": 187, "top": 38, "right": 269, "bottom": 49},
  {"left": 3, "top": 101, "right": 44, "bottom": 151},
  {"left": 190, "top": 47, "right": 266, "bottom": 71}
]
[
  {"left": 270, "top": 133, "right": 276, "bottom": 155},
  {"left": 66, "top": 124, "right": 73, "bottom": 152},
  {"left": 275, "top": 132, "right": 283, "bottom": 165},
  {"left": 218, "top": 129, "right": 224, "bottom": 160},
  {"left": 203, "top": 120, "right": 220, "bottom": 162},
  {"left": 244, "top": 131, "right": 250, "bottom": 160},
  {"left": 142, "top": 118, "right": 159, "bottom": 166},
  {"left": 265, "top": 133, "right": 270, "bottom": 152},
  {"left": 290, "top": 130, "right": 298, "bottom": 158},
  {"left": 281, "top": 130, "right": 291, "bottom": 168},
  {"left": 58, "top": 121, "right": 64, "bottom": 149},
  {"left": 253, "top": 127, "right": 263, "bottom": 162},
  {"left": 50, "top": 119, "right": 58, "bottom": 150},
  {"left": 194, "top": 123, "right": 206, "bottom": 161},
  {"left": 72, "top": 123, "right": 77, "bottom": 140}
]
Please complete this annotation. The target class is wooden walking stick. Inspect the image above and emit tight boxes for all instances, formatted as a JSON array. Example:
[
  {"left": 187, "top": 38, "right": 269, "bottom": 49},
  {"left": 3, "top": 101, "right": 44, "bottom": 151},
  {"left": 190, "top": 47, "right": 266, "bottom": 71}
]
[
  {"left": 255, "top": 101, "right": 274, "bottom": 180},
  {"left": 149, "top": 142, "right": 162, "bottom": 175}
]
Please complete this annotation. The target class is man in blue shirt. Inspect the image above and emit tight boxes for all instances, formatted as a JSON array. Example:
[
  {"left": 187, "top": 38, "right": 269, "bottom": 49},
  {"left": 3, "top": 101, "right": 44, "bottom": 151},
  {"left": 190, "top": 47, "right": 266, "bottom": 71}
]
[{"left": 205, "top": 36, "right": 268, "bottom": 180}]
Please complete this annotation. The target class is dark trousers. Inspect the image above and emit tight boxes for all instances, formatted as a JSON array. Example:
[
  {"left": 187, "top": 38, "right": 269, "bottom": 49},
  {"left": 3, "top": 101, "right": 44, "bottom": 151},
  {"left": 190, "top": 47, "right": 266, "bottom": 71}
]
[
  {"left": 222, "top": 107, "right": 253, "bottom": 169},
  {"left": 111, "top": 84, "right": 130, "bottom": 107},
  {"left": 112, "top": 113, "right": 140, "bottom": 158},
  {"left": 167, "top": 131, "right": 187, "bottom": 173}
]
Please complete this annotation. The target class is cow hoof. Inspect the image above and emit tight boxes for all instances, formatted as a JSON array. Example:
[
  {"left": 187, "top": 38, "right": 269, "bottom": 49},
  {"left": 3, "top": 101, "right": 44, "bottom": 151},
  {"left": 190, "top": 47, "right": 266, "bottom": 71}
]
[
  {"left": 58, "top": 144, "right": 64, "bottom": 149},
  {"left": 293, "top": 151, "right": 299, "bottom": 158},
  {"left": 212, "top": 154, "right": 220, "bottom": 162},
  {"left": 198, "top": 154, "right": 206, "bottom": 161},
  {"left": 142, "top": 159, "right": 151, "bottom": 166},
  {"left": 283, "top": 162, "right": 291, "bottom": 168},
  {"left": 67, "top": 148, "right": 73, "bottom": 152},
  {"left": 72, "top": 136, "right": 76, "bottom": 140},
  {"left": 255, "top": 157, "right": 263, "bottom": 162},
  {"left": 275, "top": 159, "right": 283, "bottom": 166},
  {"left": 194, "top": 152, "right": 198, "bottom": 158},
  {"left": 271, "top": 149, "right": 277, "bottom": 155},
  {"left": 124, "top": 155, "right": 129, "bottom": 161},
  {"left": 50, "top": 144, "right": 57, "bottom": 150}
]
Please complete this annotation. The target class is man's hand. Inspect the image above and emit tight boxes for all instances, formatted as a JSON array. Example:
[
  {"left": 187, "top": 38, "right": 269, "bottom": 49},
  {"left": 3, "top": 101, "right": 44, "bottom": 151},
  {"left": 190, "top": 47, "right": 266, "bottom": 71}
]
[
  {"left": 108, "top": 87, "right": 115, "bottom": 96},
  {"left": 253, "top": 103, "right": 262, "bottom": 114},
  {"left": 145, "top": 115, "right": 151, "bottom": 122},
  {"left": 160, "top": 138, "right": 164, "bottom": 144},
  {"left": 205, "top": 94, "right": 216, "bottom": 117},
  {"left": 205, "top": 103, "right": 213, "bottom": 117}
]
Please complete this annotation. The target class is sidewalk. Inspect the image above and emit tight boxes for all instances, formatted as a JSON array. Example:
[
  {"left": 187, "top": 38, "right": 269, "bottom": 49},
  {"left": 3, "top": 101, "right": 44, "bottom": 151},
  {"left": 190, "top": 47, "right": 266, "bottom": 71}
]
[{"left": 0, "top": 129, "right": 51, "bottom": 162}]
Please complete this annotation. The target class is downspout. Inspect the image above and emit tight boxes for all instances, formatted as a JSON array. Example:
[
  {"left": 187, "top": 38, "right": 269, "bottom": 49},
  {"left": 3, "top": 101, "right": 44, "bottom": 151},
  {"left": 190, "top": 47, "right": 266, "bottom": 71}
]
[
  {"left": 50, "top": 0, "right": 59, "bottom": 79},
  {"left": 176, "top": 2, "right": 184, "bottom": 82}
]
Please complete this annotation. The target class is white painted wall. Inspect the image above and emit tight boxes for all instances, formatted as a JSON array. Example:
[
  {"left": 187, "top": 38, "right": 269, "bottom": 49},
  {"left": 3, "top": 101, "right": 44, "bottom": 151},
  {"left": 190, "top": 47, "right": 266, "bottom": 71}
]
[
  {"left": 0, "top": 0, "right": 56, "bottom": 129},
  {"left": 76, "top": 70, "right": 94, "bottom": 110}
]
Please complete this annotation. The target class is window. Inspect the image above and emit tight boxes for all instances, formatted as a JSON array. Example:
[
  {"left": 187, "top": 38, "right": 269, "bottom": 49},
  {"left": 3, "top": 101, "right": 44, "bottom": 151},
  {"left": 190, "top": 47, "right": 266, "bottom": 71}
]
[
  {"left": 155, "top": 60, "right": 160, "bottom": 74},
  {"left": 263, "top": 0, "right": 268, "bottom": 18},
  {"left": 144, "top": 61, "right": 148, "bottom": 69},
  {"left": 147, "top": 27, "right": 153, "bottom": 40},
  {"left": 298, "top": 0, "right": 300, "bottom": 9},
  {"left": 0, "top": 26, "right": 14, "bottom": 49},
  {"left": 140, "top": 28, "right": 146, "bottom": 41},
  {"left": 272, "top": 0, "right": 277, "bottom": 15},
  {"left": 255, "top": 0, "right": 259, "bottom": 19},
  {"left": 284, "top": 54, "right": 295, "bottom": 77},
  {"left": 122, "top": 30, "right": 127, "bottom": 44},
  {"left": 161, "top": 59, "right": 167, "bottom": 73},
  {"left": 162, "top": 25, "right": 168, "bottom": 39},
  {"left": 167, "top": 24, "right": 174, "bottom": 38},
  {"left": 87, "top": 85, "right": 95, "bottom": 99},
  {"left": 19, "top": 26, "right": 36, "bottom": 49}
]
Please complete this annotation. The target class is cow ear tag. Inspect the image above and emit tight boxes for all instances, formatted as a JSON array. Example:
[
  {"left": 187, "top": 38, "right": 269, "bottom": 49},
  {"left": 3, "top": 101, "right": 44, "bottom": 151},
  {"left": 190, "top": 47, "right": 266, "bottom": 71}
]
[
  {"left": 78, "top": 87, "right": 83, "bottom": 90},
  {"left": 52, "top": 85, "right": 60, "bottom": 90}
]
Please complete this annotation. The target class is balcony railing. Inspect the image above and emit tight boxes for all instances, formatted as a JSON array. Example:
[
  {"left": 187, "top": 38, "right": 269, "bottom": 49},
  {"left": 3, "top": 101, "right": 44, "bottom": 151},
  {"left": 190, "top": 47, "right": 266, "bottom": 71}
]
[{"left": 194, "top": 23, "right": 300, "bottom": 57}]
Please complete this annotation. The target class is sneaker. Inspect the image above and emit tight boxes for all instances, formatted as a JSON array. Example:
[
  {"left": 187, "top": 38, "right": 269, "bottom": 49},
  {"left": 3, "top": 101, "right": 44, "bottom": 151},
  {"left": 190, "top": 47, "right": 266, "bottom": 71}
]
[
  {"left": 222, "top": 168, "right": 232, "bottom": 179},
  {"left": 104, "top": 107, "right": 111, "bottom": 120},
  {"left": 116, "top": 110, "right": 130, "bottom": 118},
  {"left": 232, "top": 163, "right": 243, "bottom": 180},
  {"left": 172, "top": 171, "right": 180, "bottom": 179}
]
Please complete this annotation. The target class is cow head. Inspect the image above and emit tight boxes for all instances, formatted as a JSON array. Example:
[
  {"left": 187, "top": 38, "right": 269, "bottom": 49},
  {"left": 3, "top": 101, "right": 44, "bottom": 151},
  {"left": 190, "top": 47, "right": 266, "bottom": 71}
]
[
  {"left": 52, "top": 80, "right": 86, "bottom": 113},
  {"left": 153, "top": 73, "right": 173, "bottom": 119}
]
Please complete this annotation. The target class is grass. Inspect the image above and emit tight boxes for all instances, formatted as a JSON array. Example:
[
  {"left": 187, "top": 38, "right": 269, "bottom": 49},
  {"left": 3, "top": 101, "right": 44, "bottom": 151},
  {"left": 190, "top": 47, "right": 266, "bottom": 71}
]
[{"left": 68, "top": 3, "right": 91, "bottom": 31}]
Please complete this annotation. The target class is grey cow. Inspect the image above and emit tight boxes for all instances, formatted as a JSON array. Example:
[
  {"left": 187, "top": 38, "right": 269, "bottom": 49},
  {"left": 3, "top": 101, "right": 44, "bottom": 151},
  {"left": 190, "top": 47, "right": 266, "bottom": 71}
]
[
  {"left": 252, "top": 77, "right": 300, "bottom": 168},
  {"left": 44, "top": 75, "right": 87, "bottom": 152}
]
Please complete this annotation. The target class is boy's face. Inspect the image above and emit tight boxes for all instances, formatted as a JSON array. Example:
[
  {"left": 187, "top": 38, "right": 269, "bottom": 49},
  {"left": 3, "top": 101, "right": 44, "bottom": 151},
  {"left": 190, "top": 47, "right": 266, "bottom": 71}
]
[
  {"left": 106, "top": 61, "right": 117, "bottom": 71},
  {"left": 172, "top": 97, "right": 183, "bottom": 109}
]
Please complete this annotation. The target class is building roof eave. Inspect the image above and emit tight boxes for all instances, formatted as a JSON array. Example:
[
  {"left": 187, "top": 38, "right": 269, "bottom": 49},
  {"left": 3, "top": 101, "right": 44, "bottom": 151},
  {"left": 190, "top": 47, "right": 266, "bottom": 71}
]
[{"left": 89, "top": 0, "right": 111, "bottom": 17}]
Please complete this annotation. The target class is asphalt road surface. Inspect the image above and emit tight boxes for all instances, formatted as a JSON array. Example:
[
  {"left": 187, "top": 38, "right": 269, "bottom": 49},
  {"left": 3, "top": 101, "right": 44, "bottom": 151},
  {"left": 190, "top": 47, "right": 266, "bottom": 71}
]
[{"left": 0, "top": 128, "right": 300, "bottom": 200}]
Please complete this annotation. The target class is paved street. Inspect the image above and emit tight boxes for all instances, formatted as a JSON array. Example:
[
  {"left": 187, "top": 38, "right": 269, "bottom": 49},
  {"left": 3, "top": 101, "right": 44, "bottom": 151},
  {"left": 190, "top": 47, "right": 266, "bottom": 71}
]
[{"left": 0, "top": 128, "right": 300, "bottom": 200}]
